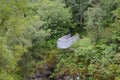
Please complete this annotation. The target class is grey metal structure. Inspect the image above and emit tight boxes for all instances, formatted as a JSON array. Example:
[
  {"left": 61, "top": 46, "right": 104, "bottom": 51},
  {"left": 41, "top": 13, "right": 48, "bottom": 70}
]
[{"left": 57, "top": 34, "right": 79, "bottom": 49}]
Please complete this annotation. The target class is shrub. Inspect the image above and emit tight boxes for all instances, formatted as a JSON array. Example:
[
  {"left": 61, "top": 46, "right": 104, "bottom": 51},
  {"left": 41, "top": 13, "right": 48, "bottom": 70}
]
[{"left": 53, "top": 38, "right": 120, "bottom": 80}]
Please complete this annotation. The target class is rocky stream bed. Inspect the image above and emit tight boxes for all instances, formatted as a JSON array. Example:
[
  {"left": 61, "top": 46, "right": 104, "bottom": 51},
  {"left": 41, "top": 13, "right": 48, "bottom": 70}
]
[{"left": 26, "top": 64, "right": 80, "bottom": 80}]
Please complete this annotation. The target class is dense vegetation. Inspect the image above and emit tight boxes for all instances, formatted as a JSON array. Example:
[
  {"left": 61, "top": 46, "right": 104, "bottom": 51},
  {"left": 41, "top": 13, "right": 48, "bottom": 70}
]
[{"left": 0, "top": 0, "right": 120, "bottom": 80}]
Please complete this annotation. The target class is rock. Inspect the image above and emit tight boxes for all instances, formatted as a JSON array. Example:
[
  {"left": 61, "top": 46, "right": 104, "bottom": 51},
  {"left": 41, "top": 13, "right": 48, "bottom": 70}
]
[
  {"left": 75, "top": 76, "right": 80, "bottom": 80},
  {"left": 42, "top": 71, "right": 51, "bottom": 77},
  {"left": 35, "top": 70, "right": 41, "bottom": 77},
  {"left": 34, "top": 78, "right": 43, "bottom": 80},
  {"left": 26, "top": 77, "right": 31, "bottom": 80},
  {"left": 63, "top": 76, "right": 74, "bottom": 80}
]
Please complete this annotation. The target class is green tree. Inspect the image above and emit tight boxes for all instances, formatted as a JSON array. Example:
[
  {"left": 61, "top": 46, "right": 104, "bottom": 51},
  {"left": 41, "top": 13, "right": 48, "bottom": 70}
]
[
  {"left": 17, "top": 0, "right": 74, "bottom": 78},
  {"left": 84, "top": 0, "right": 116, "bottom": 43},
  {"left": 84, "top": 5, "right": 104, "bottom": 43},
  {"left": 38, "top": 0, "right": 74, "bottom": 38},
  {"left": 63, "top": 0, "right": 89, "bottom": 32},
  {"left": 0, "top": 0, "right": 48, "bottom": 79}
]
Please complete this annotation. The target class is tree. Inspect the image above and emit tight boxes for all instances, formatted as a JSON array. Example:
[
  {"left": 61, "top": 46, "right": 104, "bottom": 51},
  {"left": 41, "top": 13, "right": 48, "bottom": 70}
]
[
  {"left": 38, "top": 0, "right": 74, "bottom": 38},
  {"left": 84, "top": 0, "right": 116, "bottom": 43},
  {"left": 100, "top": 0, "right": 116, "bottom": 26},
  {"left": 63, "top": 0, "right": 89, "bottom": 32},
  {"left": 0, "top": 0, "right": 48, "bottom": 79},
  {"left": 16, "top": 0, "right": 74, "bottom": 78},
  {"left": 84, "top": 5, "right": 104, "bottom": 43}
]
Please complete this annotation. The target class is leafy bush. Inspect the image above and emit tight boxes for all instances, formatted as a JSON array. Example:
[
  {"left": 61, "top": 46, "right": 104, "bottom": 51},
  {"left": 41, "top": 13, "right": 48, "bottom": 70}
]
[
  {"left": 37, "top": 0, "right": 75, "bottom": 38},
  {"left": 0, "top": 0, "right": 48, "bottom": 79},
  {"left": 53, "top": 38, "right": 120, "bottom": 80},
  {"left": 84, "top": 6, "right": 104, "bottom": 43}
]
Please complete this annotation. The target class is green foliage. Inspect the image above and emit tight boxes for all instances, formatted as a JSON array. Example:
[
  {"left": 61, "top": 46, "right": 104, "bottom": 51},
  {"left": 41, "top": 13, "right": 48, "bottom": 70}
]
[
  {"left": 37, "top": 0, "right": 74, "bottom": 38},
  {"left": 102, "top": 0, "right": 120, "bottom": 50},
  {"left": 53, "top": 37, "right": 120, "bottom": 79},
  {"left": 0, "top": 0, "right": 120, "bottom": 80},
  {"left": 100, "top": 0, "right": 116, "bottom": 27},
  {"left": 0, "top": 70, "right": 23, "bottom": 80},
  {"left": 84, "top": 0, "right": 116, "bottom": 43},
  {"left": 64, "top": 0, "right": 89, "bottom": 23},
  {"left": 17, "top": 0, "right": 74, "bottom": 77},
  {"left": 84, "top": 5, "right": 104, "bottom": 43},
  {"left": 113, "top": 2, "right": 120, "bottom": 45},
  {"left": 63, "top": 0, "right": 89, "bottom": 33},
  {"left": 0, "top": 0, "right": 48, "bottom": 79}
]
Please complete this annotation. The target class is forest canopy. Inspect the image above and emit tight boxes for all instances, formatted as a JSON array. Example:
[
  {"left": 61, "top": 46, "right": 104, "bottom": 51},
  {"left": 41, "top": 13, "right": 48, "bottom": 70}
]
[{"left": 0, "top": 0, "right": 120, "bottom": 80}]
